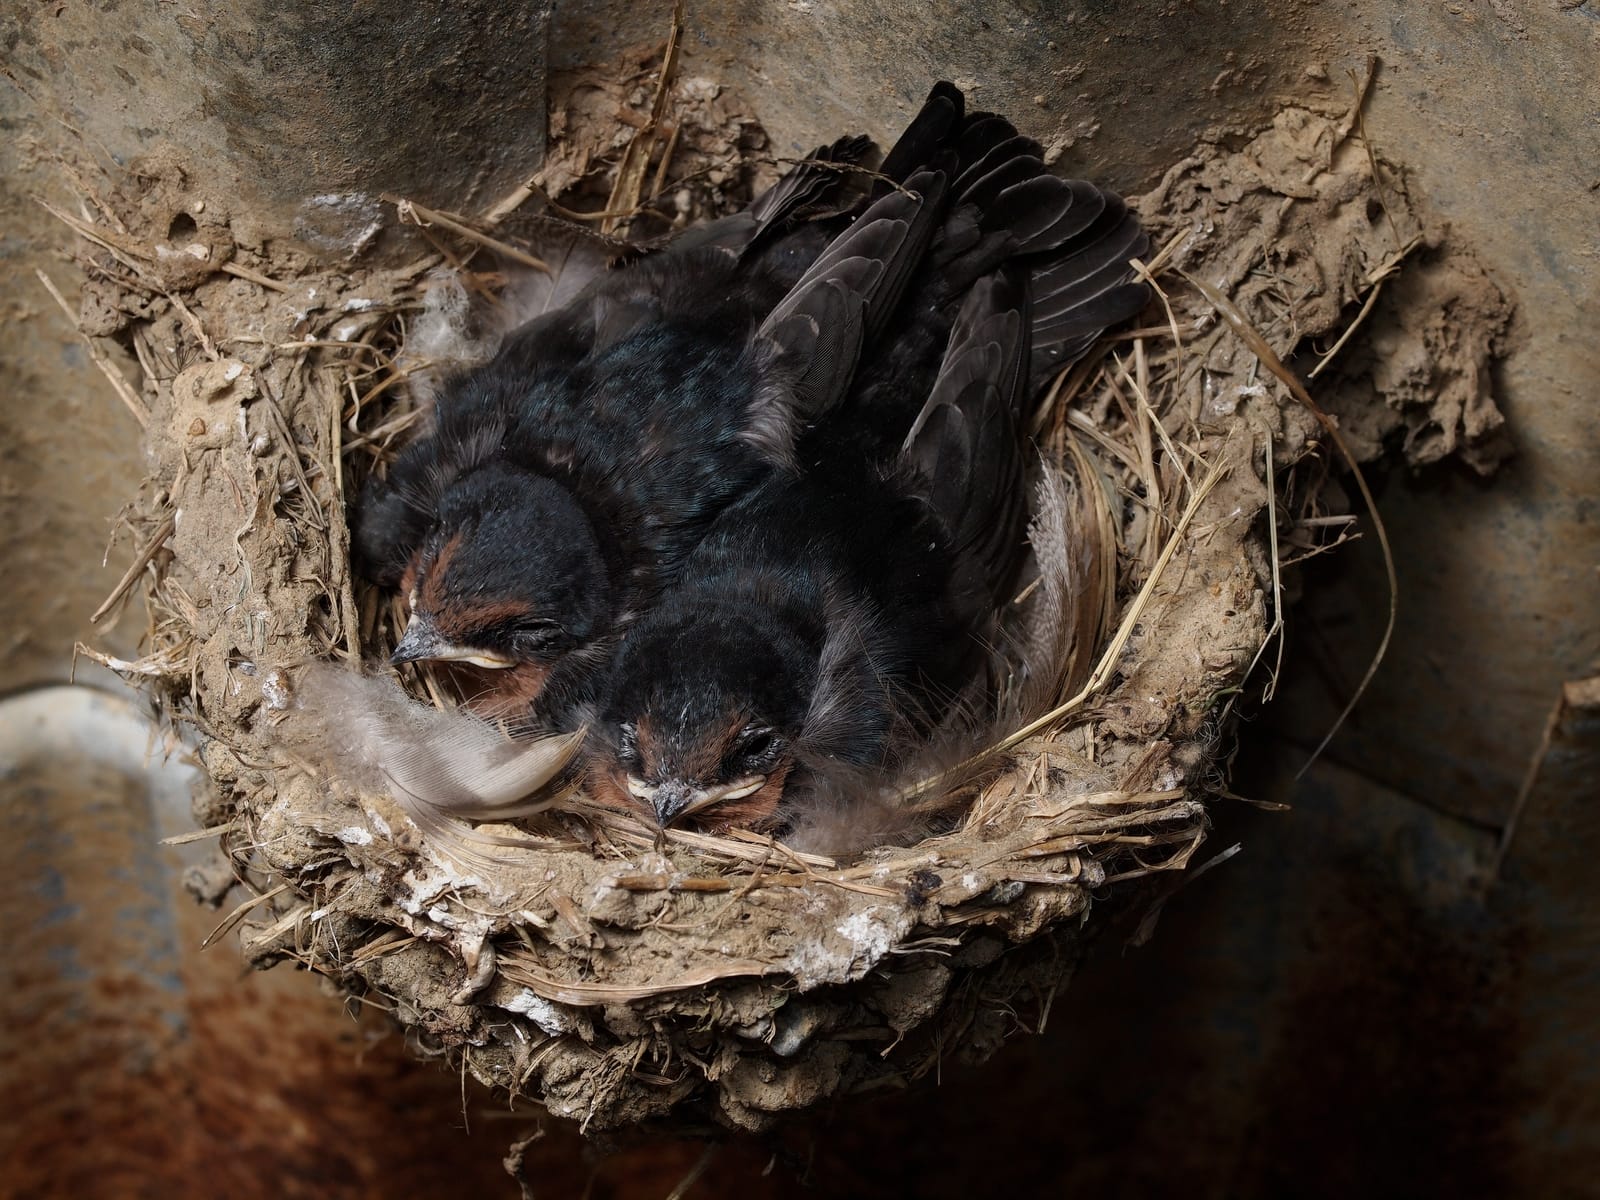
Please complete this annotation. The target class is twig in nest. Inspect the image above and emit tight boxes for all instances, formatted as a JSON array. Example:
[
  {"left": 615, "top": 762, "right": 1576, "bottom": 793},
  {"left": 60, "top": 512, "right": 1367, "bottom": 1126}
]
[
  {"left": 161, "top": 822, "right": 240, "bottom": 847},
  {"left": 902, "top": 460, "right": 1228, "bottom": 801},
  {"left": 1233, "top": 431, "right": 1286, "bottom": 703},
  {"left": 1346, "top": 60, "right": 1404, "bottom": 250},
  {"left": 35, "top": 268, "right": 148, "bottom": 428},
  {"left": 1305, "top": 57, "right": 1424, "bottom": 382},
  {"left": 664, "top": 1143, "right": 720, "bottom": 1200},
  {"left": 1304, "top": 237, "right": 1421, "bottom": 380},
  {"left": 221, "top": 261, "right": 291, "bottom": 293},
  {"left": 1484, "top": 679, "right": 1595, "bottom": 888},
  {"left": 258, "top": 375, "right": 327, "bottom": 532},
  {"left": 386, "top": 196, "right": 552, "bottom": 273},
  {"left": 1126, "top": 841, "right": 1242, "bottom": 947},
  {"left": 91, "top": 511, "right": 175, "bottom": 624},
  {"left": 1179, "top": 269, "right": 1398, "bottom": 778},
  {"left": 602, "top": 0, "right": 686, "bottom": 236},
  {"left": 202, "top": 881, "right": 290, "bottom": 949}
]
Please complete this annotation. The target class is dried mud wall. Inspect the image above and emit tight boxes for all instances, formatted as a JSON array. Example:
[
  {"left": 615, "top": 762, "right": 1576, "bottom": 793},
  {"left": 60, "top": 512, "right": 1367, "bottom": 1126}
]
[{"left": 2, "top": 0, "right": 1597, "bottom": 1196}]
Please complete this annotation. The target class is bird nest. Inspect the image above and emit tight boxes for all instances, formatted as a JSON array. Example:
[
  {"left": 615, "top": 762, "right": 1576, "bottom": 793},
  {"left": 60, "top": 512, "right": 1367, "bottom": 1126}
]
[{"left": 70, "top": 88, "right": 1511, "bottom": 1134}]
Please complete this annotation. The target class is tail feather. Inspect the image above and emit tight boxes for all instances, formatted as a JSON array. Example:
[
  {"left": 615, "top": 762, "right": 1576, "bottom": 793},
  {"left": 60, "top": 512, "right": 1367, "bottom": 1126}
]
[
  {"left": 965, "top": 149, "right": 1047, "bottom": 203},
  {"left": 1030, "top": 203, "right": 1149, "bottom": 317},
  {"left": 986, "top": 177, "right": 1108, "bottom": 254},
  {"left": 878, "top": 81, "right": 966, "bottom": 185},
  {"left": 957, "top": 113, "right": 1026, "bottom": 163}
]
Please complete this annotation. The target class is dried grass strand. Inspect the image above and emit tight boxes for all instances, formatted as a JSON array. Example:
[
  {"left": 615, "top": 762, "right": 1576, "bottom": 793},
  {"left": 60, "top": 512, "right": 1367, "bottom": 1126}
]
[{"left": 1179, "top": 270, "right": 1398, "bottom": 776}]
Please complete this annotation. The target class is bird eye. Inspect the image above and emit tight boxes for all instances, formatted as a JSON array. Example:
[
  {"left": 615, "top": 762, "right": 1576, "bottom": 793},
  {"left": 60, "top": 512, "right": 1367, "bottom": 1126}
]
[
  {"left": 509, "top": 618, "right": 565, "bottom": 656},
  {"left": 735, "top": 725, "right": 783, "bottom": 770}
]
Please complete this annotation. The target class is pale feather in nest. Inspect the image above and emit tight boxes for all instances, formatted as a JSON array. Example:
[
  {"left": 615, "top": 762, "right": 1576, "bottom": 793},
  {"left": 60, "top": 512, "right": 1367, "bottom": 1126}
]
[{"left": 282, "top": 664, "right": 584, "bottom": 868}]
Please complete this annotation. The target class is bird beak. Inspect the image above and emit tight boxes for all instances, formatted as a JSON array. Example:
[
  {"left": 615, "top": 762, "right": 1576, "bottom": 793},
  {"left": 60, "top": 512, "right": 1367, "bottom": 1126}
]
[
  {"left": 390, "top": 612, "right": 516, "bottom": 669},
  {"left": 626, "top": 775, "right": 768, "bottom": 827}
]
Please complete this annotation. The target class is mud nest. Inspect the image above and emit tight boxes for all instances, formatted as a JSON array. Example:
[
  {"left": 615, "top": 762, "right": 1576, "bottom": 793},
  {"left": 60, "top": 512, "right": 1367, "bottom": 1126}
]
[{"left": 70, "top": 78, "right": 1511, "bottom": 1133}]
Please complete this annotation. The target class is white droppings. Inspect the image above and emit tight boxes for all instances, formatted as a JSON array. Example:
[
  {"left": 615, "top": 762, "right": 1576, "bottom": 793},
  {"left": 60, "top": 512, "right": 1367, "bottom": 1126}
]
[
  {"left": 222, "top": 361, "right": 244, "bottom": 383},
  {"left": 502, "top": 989, "right": 576, "bottom": 1037},
  {"left": 261, "top": 669, "right": 292, "bottom": 711},
  {"left": 832, "top": 905, "right": 900, "bottom": 971},
  {"left": 337, "top": 825, "right": 374, "bottom": 846},
  {"left": 342, "top": 297, "right": 376, "bottom": 312}
]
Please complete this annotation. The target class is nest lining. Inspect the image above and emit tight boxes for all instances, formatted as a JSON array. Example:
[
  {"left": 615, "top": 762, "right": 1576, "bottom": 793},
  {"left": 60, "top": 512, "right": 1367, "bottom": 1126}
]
[{"left": 67, "top": 81, "right": 1513, "bottom": 1133}]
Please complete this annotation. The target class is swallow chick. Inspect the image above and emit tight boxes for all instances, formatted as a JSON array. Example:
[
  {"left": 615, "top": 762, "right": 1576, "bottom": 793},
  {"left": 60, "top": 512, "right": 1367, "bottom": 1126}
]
[
  {"left": 353, "top": 114, "right": 956, "bottom": 726},
  {"left": 588, "top": 85, "right": 1152, "bottom": 852}
]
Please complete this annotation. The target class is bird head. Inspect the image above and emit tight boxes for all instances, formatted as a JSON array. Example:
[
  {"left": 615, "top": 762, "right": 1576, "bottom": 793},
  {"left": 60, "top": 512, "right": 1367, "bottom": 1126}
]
[
  {"left": 590, "top": 605, "right": 817, "bottom": 832},
  {"left": 391, "top": 465, "right": 613, "bottom": 696}
]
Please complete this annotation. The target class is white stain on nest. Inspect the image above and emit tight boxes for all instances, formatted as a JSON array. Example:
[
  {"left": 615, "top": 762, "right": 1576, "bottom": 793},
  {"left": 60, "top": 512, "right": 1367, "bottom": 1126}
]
[
  {"left": 775, "top": 901, "right": 912, "bottom": 985},
  {"left": 260, "top": 669, "right": 292, "bottom": 711},
  {"left": 836, "top": 908, "right": 899, "bottom": 961},
  {"left": 293, "top": 192, "right": 384, "bottom": 255},
  {"left": 502, "top": 989, "right": 576, "bottom": 1037}
]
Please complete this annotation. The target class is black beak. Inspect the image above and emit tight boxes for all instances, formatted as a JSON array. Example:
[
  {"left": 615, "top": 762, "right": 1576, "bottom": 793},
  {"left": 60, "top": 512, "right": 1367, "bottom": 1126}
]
[
  {"left": 390, "top": 612, "right": 448, "bottom": 666},
  {"left": 651, "top": 780, "right": 699, "bottom": 827}
]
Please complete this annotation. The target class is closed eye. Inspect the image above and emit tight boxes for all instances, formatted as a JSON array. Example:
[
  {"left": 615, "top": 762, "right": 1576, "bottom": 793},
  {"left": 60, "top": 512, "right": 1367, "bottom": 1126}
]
[
  {"left": 734, "top": 726, "right": 784, "bottom": 771},
  {"left": 500, "top": 618, "right": 566, "bottom": 660},
  {"left": 514, "top": 617, "right": 564, "bottom": 640}
]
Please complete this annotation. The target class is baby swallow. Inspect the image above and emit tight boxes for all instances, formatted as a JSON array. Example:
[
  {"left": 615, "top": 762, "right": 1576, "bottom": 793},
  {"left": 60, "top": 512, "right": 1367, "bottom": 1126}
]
[
  {"left": 589, "top": 84, "right": 1152, "bottom": 847},
  {"left": 355, "top": 115, "right": 957, "bottom": 724}
]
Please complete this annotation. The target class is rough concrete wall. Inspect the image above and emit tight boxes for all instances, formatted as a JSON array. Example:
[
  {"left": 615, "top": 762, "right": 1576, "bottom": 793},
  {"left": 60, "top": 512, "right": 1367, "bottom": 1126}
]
[
  {"left": 1, "top": 1, "right": 552, "bottom": 256},
  {"left": 2, "top": 0, "right": 1598, "bottom": 1195},
  {"left": 556, "top": 0, "right": 1343, "bottom": 193}
]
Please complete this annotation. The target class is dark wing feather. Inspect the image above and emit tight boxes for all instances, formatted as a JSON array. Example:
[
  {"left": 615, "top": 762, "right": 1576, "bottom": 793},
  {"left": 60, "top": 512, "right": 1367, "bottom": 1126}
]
[
  {"left": 951, "top": 133, "right": 1045, "bottom": 195},
  {"left": 753, "top": 165, "right": 951, "bottom": 420},
  {"left": 748, "top": 134, "right": 875, "bottom": 230},
  {"left": 902, "top": 269, "right": 1032, "bottom": 613},
  {"left": 1024, "top": 195, "right": 1151, "bottom": 378},
  {"left": 877, "top": 81, "right": 965, "bottom": 185},
  {"left": 671, "top": 134, "right": 876, "bottom": 260}
]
